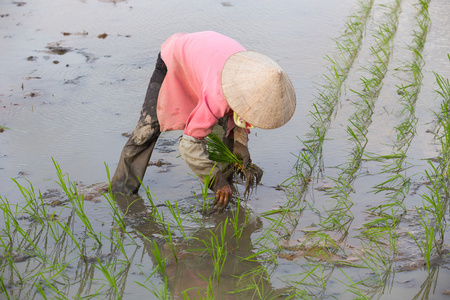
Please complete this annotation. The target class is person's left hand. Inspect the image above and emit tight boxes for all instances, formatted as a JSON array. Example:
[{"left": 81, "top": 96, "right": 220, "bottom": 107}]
[{"left": 234, "top": 141, "right": 251, "bottom": 169}]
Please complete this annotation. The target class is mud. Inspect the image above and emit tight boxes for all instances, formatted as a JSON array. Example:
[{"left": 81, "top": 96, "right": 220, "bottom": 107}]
[{"left": 45, "top": 42, "right": 72, "bottom": 55}]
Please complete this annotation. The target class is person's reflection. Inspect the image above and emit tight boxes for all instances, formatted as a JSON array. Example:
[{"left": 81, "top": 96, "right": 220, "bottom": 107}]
[{"left": 113, "top": 192, "right": 294, "bottom": 299}]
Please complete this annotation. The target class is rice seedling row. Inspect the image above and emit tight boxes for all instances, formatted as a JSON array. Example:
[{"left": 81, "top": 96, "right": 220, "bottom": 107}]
[
  {"left": 405, "top": 56, "right": 450, "bottom": 272},
  {"left": 289, "top": 0, "right": 375, "bottom": 189},
  {"left": 278, "top": 0, "right": 403, "bottom": 255},
  {"left": 250, "top": 0, "right": 450, "bottom": 298},
  {"left": 361, "top": 0, "right": 431, "bottom": 243}
]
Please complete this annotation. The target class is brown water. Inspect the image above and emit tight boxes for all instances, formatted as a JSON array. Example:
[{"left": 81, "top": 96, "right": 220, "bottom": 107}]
[{"left": 1, "top": 0, "right": 450, "bottom": 299}]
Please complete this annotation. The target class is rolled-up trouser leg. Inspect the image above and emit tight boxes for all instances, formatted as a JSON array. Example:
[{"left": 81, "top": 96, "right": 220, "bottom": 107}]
[{"left": 111, "top": 54, "right": 167, "bottom": 195}]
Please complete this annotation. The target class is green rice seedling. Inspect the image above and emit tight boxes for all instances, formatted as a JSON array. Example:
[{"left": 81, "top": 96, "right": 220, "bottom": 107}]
[
  {"left": 434, "top": 58, "right": 450, "bottom": 103},
  {"left": 8, "top": 218, "right": 48, "bottom": 264},
  {"left": 360, "top": 214, "right": 399, "bottom": 249},
  {"left": 161, "top": 223, "right": 178, "bottom": 264},
  {"left": 435, "top": 68, "right": 450, "bottom": 182},
  {"left": 136, "top": 277, "right": 170, "bottom": 300},
  {"left": 310, "top": 263, "right": 329, "bottom": 290},
  {"left": 55, "top": 217, "right": 85, "bottom": 259},
  {"left": 0, "top": 197, "right": 19, "bottom": 247},
  {"left": 301, "top": 231, "right": 346, "bottom": 262},
  {"left": 231, "top": 265, "right": 272, "bottom": 298},
  {"left": 0, "top": 277, "right": 11, "bottom": 300},
  {"left": 192, "top": 167, "right": 216, "bottom": 215},
  {"left": 103, "top": 163, "right": 130, "bottom": 233},
  {"left": 140, "top": 184, "right": 168, "bottom": 230},
  {"left": 288, "top": 143, "right": 314, "bottom": 185},
  {"left": 182, "top": 274, "right": 216, "bottom": 300},
  {"left": 407, "top": 207, "right": 435, "bottom": 273},
  {"left": 186, "top": 206, "right": 204, "bottom": 227},
  {"left": 206, "top": 133, "right": 263, "bottom": 197},
  {"left": 229, "top": 197, "right": 251, "bottom": 245},
  {"left": 42, "top": 212, "right": 62, "bottom": 243},
  {"left": 281, "top": 264, "right": 334, "bottom": 297},
  {"left": 165, "top": 200, "right": 189, "bottom": 243},
  {"left": 10, "top": 179, "right": 48, "bottom": 227},
  {"left": 357, "top": 240, "right": 391, "bottom": 284},
  {"left": 101, "top": 229, "right": 131, "bottom": 264},
  {"left": 363, "top": 204, "right": 404, "bottom": 255},
  {"left": 211, "top": 222, "right": 229, "bottom": 281},
  {"left": 150, "top": 240, "right": 168, "bottom": 280},
  {"left": 11, "top": 182, "right": 64, "bottom": 243},
  {"left": 0, "top": 236, "right": 23, "bottom": 283},
  {"left": 34, "top": 269, "right": 70, "bottom": 299},
  {"left": 206, "top": 132, "right": 240, "bottom": 166},
  {"left": 53, "top": 159, "right": 102, "bottom": 245},
  {"left": 321, "top": 208, "right": 353, "bottom": 233},
  {"left": 136, "top": 231, "right": 170, "bottom": 282},
  {"left": 150, "top": 279, "right": 171, "bottom": 300},
  {"left": 255, "top": 209, "right": 291, "bottom": 250},
  {"left": 103, "top": 198, "right": 138, "bottom": 247},
  {"left": 246, "top": 245, "right": 279, "bottom": 265},
  {"left": 348, "top": 117, "right": 369, "bottom": 147},
  {"left": 421, "top": 165, "right": 448, "bottom": 246},
  {"left": 372, "top": 171, "right": 408, "bottom": 196},
  {"left": 335, "top": 268, "right": 371, "bottom": 299},
  {"left": 199, "top": 219, "right": 229, "bottom": 283},
  {"left": 93, "top": 258, "right": 126, "bottom": 299},
  {"left": 279, "top": 264, "right": 321, "bottom": 291},
  {"left": 34, "top": 281, "right": 49, "bottom": 299}
]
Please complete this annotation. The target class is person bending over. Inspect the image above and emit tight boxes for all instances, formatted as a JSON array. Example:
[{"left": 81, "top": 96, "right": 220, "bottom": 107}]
[{"left": 111, "top": 31, "right": 296, "bottom": 211}]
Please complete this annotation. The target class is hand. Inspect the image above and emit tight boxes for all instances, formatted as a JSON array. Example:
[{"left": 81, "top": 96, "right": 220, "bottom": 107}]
[
  {"left": 234, "top": 141, "right": 251, "bottom": 169},
  {"left": 213, "top": 184, "right": 232, "bottom": 212}
]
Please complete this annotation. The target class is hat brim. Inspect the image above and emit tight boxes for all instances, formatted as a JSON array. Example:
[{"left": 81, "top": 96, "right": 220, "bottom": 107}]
[{"left": 221, "top": 51, "right": 296, "bottom": 129}]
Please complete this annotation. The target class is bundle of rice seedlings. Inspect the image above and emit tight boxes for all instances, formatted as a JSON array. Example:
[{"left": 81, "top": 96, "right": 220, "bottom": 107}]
[{"left": 206, "top": 133, "right": 263, "bottom": 197}]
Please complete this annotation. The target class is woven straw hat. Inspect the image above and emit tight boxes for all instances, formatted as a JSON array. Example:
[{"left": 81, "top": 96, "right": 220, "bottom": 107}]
[{"left": 221, "top": 51, "right": 296, "bottom": 129}]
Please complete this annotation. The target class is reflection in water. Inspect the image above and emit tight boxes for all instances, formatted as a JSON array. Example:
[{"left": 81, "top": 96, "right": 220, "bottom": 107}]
[
  {"left": 412, "top": 267, "right": 439, "bottom": 300},
  {"left": 113, "top": 192, "right": 295, "bottom": 299},
  {"left": 0, "top": 176, "right": 449, "bottom": 299}
]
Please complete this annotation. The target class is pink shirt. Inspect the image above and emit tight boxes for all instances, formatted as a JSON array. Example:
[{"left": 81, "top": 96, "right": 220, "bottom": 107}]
[{"left": 157, "top": 31, "right": 246, "bottom": 139}]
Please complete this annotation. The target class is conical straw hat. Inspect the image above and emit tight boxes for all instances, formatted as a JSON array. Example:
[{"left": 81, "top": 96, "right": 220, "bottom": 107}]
[{"left": 221, "top": 51, "right": 296, "bottom": 129}]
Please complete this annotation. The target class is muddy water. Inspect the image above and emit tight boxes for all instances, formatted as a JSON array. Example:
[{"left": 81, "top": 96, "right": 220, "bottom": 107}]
[
  {"left": 1, "top": 0, "right": 450, "bottom": 299},
  {"left": 0, "top": 0, "right": 350, "bottom": 200}
]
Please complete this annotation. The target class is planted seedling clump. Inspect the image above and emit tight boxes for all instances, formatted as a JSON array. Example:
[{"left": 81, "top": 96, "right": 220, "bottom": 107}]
[{"left": 206, "top": 133, "right": 263, "bottom": 197}]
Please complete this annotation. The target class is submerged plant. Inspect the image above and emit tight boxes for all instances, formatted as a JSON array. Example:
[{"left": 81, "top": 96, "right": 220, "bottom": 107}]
[{"left": 206, "top": 133, "right": 263, "bottom": 197}]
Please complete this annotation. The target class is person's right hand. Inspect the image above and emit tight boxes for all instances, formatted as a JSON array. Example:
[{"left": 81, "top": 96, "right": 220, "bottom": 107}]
[{"left": 213, "top": 184, "right": 232, "bottom": 213}]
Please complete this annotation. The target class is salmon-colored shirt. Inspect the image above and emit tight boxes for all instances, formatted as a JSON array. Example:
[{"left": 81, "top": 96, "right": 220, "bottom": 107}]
[{"left": 157, "top": 31, "right": 246, "bottom": 139}]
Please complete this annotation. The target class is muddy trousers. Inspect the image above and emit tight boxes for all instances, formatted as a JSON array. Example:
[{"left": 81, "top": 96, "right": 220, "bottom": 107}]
[{"left": 111, "top": 54, "right": 167, "bottom": 195}]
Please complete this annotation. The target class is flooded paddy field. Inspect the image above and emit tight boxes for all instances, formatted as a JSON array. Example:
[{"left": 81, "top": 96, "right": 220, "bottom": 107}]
[{"left": 1, "top": 0, "right": 450, "bottom": 298}]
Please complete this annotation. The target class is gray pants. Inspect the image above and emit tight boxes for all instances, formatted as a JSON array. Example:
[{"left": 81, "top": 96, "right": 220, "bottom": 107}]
[{"left": 111, "top": 54, "right": 167, "bottom": 195}]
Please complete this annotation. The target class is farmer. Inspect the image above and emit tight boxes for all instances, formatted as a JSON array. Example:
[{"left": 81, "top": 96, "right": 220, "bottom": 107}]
[{"left": 111, "top": 31, "right": 296, "bottom": 211}]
